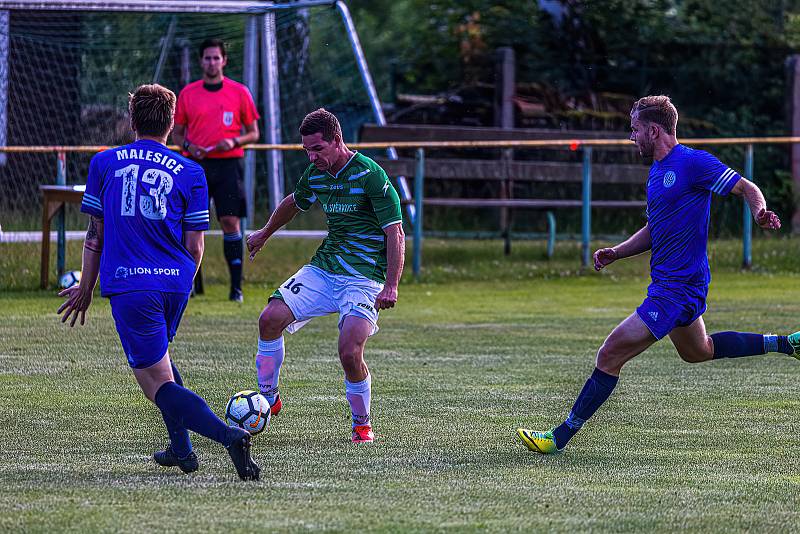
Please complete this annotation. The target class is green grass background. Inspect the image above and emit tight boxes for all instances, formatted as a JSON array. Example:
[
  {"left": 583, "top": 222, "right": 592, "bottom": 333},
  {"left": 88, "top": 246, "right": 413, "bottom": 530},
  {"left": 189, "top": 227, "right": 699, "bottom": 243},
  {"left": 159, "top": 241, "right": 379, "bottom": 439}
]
[{"left": 1, "top": 237, "right": 800, "bottom": 531}]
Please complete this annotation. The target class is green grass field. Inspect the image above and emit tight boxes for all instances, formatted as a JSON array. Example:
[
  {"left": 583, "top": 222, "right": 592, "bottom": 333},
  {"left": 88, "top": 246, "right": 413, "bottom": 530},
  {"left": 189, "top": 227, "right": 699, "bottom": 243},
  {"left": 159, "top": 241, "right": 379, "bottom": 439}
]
[{"left": 2, "top": 237, "right": 800, "bottom": 531}]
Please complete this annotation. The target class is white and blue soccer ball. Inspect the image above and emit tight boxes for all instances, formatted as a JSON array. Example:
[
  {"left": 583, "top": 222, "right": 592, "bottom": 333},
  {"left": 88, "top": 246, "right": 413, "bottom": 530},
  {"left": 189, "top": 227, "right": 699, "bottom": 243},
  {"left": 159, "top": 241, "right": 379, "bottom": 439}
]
[
  {"left": 225, "top": 390, "right": 270, "bottom": 435},
  {"left": 59, "top": 270, "right": 81, "bottom": 289}
]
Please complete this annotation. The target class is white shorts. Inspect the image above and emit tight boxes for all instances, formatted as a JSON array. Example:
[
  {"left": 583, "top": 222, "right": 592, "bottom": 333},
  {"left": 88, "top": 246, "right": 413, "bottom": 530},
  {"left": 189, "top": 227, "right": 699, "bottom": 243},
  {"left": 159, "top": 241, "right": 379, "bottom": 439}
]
[{"left": 272, "top": 264, "right": 383, "bottom": 336}]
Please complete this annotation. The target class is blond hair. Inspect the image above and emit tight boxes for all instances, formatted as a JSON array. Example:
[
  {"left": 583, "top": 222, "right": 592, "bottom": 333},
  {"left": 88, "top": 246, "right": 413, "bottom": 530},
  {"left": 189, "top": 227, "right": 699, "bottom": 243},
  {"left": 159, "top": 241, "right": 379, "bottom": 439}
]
[{"left": 631, "top": 95, "right": 678, "bottom": 135}]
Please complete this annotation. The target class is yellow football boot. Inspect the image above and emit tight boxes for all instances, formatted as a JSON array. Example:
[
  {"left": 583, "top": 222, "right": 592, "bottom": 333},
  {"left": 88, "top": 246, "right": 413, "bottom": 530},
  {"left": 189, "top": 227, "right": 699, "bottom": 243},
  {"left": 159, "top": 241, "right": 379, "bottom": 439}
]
[
  {"left": 788, "top": 331, "right": 800, "bottom": 361},
  {"left": 516, "top": 428, "right": 563, "bottom": 454}
]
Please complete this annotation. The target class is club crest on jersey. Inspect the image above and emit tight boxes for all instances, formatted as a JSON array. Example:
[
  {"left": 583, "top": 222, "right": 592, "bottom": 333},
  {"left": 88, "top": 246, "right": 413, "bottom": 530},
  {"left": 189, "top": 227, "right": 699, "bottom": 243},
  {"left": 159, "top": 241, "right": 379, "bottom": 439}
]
[
  {"left": 663, "top": 171, "right": 676, "bottom": 188},
  {"left": 222, "top": 111, "right": 234, "bottom": 126}
]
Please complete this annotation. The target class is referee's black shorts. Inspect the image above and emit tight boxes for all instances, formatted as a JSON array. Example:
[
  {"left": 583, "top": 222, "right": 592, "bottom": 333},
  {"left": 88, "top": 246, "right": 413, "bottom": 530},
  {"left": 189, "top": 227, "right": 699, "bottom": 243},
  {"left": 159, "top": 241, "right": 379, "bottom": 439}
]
[{"left": 198, "top": 157, "right": 246, "bottom": 218}]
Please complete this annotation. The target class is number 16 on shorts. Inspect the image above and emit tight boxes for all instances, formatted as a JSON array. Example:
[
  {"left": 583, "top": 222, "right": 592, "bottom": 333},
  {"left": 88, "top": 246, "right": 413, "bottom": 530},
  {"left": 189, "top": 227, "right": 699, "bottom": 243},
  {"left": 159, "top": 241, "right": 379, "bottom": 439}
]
[{"left": 283, "top": 278, "right": 303, "bottom": 295}]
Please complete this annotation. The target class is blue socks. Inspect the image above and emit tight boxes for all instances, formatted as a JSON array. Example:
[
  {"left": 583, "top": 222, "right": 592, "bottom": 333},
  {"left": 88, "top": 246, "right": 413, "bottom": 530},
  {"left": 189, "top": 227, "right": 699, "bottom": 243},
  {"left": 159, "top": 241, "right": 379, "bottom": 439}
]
[
  {"left": 552, "top": 367, "right": 618, "bottom": 449},
  {"left": 763, "top": 334, "right": 793, "bottom": 355},
  {"left": 711, "top": 331, "right": 792, "bottom": 358},
  {"left": 158, "top": 362, "right": 192, "bottom": 458},
  {"left": 154, "top": 381, "right": 233, "bottom": 448},
  {"left": 170, "top": 361, "right": 184, "bottom": 387}
]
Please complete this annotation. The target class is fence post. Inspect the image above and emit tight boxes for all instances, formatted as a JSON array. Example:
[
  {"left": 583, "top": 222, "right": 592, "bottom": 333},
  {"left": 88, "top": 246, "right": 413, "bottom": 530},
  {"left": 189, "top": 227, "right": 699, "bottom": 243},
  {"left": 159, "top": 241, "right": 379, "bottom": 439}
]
[
  {"left": 581, "top": 146, "right": 592, "bottom": 267},
  {"left": 56, "top": 150, "right": 66, "bottom": 280},
  {"left": 742, "top": 144, "right": 754, "bottom": 269},
  {"left": 413, "top": 148, "right": 424, "bottom": 279}
]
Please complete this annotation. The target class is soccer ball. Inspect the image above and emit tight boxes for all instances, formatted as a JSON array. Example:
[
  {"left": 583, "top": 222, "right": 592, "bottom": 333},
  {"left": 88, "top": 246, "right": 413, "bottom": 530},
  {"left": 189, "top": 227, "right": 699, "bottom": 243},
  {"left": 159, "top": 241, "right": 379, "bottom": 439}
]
[
  {"left": 225, "top": 390, "right": 270, "bottom": 435},
  {"left": 59, "top": 270, "right": 81, "bottom": 289}
]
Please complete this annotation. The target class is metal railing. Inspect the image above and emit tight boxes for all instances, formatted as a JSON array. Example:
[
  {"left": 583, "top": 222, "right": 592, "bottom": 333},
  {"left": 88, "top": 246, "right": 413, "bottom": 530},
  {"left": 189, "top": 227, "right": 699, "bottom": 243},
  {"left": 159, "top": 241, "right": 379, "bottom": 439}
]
[{"left": 2, "top": 135, "right": 795, "bottom": 280}]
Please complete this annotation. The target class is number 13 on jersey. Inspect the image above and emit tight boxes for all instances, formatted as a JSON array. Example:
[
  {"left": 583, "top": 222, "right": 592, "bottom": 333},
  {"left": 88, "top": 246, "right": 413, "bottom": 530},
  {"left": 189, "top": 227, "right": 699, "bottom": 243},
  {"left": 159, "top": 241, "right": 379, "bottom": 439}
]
[{"left": 116, "top": 163, "right": 173, "bottom": 220}]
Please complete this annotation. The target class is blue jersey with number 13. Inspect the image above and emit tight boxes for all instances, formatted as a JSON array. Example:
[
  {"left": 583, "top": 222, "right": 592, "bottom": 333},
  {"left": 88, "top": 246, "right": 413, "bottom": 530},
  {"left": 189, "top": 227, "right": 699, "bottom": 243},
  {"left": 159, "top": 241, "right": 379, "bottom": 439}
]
[{"left": 80, "top": 139, "right": 209, "bottom": 297}]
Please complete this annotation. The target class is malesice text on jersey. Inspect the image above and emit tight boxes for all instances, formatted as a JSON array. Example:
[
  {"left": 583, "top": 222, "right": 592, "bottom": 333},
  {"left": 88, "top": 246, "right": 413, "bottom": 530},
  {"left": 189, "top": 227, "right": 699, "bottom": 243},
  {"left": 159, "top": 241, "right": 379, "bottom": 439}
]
[{"left": 115, "top": 148, "right": 185, "bottom": 175}]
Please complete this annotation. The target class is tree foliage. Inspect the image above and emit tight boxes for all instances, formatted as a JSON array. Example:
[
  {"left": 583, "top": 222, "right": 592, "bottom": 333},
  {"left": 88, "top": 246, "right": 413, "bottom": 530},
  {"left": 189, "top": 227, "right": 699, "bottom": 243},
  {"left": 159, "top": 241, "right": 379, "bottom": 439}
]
[
  {"left": 348, "top": 0, "right": 800, "bottom": 229},
  {"left": 350, "top": 0, "right": 800, "bottom": 135}
]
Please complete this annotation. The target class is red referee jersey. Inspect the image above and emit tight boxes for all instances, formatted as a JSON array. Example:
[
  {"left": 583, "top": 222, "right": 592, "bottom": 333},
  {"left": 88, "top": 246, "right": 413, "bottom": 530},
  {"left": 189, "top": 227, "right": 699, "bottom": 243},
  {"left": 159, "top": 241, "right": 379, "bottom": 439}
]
[{"left": 175, "top": 78, "right": 260, "bottom": 159}]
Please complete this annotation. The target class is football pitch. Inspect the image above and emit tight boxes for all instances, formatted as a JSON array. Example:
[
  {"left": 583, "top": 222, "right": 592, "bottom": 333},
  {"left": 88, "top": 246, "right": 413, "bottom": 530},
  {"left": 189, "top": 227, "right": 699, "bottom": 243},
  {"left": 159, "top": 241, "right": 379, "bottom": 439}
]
[{"left": 1, "top": 238, "right": 799, "bottom": 531}]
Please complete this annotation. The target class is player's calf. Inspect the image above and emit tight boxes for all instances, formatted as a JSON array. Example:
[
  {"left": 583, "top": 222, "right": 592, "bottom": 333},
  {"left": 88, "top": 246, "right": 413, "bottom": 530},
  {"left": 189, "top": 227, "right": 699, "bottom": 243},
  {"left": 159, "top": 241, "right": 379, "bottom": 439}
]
[
  {"left": 710, "top": 331, "right": 795, "bottom": 359},
  {"left": 256, "top": 336, "right": 284, "bottom": 410},
  {"left": 344, "top": 374, "right": 372, "bottom": 442}
]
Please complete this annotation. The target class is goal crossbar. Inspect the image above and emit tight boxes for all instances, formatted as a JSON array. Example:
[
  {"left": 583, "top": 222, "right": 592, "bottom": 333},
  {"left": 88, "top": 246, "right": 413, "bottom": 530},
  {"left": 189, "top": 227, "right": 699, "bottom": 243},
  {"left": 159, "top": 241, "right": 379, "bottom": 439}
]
[{"left": 0, "top": 0, "right": 336, "bottom": 14}]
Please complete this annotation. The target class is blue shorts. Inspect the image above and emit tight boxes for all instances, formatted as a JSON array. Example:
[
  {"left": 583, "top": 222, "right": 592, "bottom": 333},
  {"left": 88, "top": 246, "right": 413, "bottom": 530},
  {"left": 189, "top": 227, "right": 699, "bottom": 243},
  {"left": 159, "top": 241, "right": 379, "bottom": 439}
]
[
  {"left": 109, "top": 291, "right": 189, "bottom": 369},
  {"left": 636, "top": 282, "right": 707, "bottom": 340}
]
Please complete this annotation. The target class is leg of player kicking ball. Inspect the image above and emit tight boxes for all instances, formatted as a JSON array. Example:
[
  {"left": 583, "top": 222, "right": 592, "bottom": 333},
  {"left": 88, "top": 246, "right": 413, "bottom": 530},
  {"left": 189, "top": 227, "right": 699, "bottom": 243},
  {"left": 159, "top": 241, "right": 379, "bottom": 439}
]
[
  {"left": 339, "top": 316, "right": 374, "bottom": 443},
  {"left": 669, "top": 316, "right": 797, "bottom": 363},
  {"left": 256, "top": 298, "right": 296, "bottom": 415},
  {"left": 135, "top": 352, "right": 261, "bottom": 480},
  {"left": 153, "top": 360, "right": 196, "bottom": 471},
  {"left": 517, "top": 313, "right": 656, "bottom": 454}
]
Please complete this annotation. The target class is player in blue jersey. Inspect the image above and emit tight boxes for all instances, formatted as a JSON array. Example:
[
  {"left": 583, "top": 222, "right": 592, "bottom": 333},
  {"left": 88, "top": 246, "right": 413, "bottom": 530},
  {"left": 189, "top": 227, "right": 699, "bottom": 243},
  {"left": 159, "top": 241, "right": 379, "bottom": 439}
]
[
  {"left": 517, "top": 95, "right": 800, "bottom": 454},
  {"left": 57, "top": 84, "right": 260, "bottom": 479}
]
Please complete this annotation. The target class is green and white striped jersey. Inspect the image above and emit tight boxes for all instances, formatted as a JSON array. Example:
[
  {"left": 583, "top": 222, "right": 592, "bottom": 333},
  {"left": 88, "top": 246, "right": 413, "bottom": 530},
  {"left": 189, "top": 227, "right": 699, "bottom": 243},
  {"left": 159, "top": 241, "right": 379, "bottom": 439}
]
[{"left": 292, "top": 152, "right": 402, "bottom": 283}]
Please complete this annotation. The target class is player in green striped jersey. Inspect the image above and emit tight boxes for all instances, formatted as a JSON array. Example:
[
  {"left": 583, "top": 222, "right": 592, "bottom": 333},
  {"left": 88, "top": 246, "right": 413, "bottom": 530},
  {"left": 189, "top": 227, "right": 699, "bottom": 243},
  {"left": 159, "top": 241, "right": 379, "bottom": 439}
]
[{"left": 247, "top": 109, "right": 404, "bottom": 443}]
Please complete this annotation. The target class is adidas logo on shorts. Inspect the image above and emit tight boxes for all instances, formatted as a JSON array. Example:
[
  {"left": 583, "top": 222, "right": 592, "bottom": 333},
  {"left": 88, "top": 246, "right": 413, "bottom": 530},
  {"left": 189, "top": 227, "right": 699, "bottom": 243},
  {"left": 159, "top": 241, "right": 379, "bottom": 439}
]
[{"left": 648, "top": 311, "right": 659, "bottom": 321}]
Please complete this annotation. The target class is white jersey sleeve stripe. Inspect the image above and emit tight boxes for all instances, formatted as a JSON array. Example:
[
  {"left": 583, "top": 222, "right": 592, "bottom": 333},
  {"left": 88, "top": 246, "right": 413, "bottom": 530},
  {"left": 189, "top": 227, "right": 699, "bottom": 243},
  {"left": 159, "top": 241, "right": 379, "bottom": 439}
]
[
  {"left": 712, "top": 168, "right": 735, "bottom": 192},
  {"left": 711, "top": 170, "right": 732, "bottom": 193}
]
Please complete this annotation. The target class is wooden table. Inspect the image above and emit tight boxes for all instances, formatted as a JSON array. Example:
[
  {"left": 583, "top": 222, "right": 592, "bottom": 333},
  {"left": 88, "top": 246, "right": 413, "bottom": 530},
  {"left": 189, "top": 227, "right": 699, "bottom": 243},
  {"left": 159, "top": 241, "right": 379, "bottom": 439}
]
[{"left": 40, "top": 185, "right": 84, "bottom": 289}]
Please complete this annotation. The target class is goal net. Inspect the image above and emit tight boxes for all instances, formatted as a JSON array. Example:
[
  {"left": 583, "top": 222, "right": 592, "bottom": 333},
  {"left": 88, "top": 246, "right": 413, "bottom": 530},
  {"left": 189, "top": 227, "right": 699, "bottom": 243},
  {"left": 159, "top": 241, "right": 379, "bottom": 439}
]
[{"left": 0, "top": 2, "right": 379, "bottom": 233}]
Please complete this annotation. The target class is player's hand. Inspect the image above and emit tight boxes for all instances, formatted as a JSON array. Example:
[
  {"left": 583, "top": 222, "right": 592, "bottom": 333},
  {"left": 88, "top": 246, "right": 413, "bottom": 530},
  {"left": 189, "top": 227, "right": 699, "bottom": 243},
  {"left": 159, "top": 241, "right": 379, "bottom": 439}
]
[
  {"left": 374, "top": 285, "right": 398, "bottom": 310},
  {"left": 593, "top": 247, "right": 618, "bottom": 271},
  {"left": 57, "top": 285, "right": 92, "bottom": 327},
  {"left": 246, "top": 228, "right": 268, "bottom": 261},
  {"left": 215, "top": 138, "right": 236, "bottom": 152},
  {"left": 755, "top": 208, "right": 781, "bottom": 230},
  {"left": 189, "top": 143, "right": 207, "bottom": 160}
]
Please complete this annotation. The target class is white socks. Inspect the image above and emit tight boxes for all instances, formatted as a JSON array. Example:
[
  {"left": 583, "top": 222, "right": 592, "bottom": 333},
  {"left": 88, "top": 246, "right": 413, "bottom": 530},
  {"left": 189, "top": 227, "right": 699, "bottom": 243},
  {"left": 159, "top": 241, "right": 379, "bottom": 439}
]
[
  {"left": 345, "top": 374, "right": 371, "bottom": 427},
  {"left": 256, "top": 337, "right": 284, "bottom": 404}
]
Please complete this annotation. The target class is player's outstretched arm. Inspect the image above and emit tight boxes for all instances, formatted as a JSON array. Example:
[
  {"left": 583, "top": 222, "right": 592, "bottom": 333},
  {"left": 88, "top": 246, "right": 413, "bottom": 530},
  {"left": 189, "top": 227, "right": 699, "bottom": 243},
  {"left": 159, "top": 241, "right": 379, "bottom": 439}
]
[
  {"left": 593, "top": 223, "right": 651, "bottom": 271},
  {"left": 247, "top": 194, "right": 302, "bottom": 261},
  {"left": 375, "top": 223, "right": 405, "bottom": 310},
  {"left": 58, "top": 216, "right": 103, "bottom": 326},
  {"left": 730, "top": 178, "right": 781, "bottom": 230}
]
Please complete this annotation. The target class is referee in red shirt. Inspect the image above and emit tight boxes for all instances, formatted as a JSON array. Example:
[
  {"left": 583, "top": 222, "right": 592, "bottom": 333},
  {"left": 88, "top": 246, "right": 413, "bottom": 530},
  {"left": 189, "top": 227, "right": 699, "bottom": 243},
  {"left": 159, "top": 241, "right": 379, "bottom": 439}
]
[{"left": 173, "top": 38, "right": 260, "bottom": 302}]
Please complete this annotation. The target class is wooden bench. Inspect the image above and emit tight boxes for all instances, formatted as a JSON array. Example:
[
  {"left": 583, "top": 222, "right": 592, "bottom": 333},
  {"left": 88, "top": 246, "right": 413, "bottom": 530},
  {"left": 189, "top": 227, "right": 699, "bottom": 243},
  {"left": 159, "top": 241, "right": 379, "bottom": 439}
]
[
  {"left": 39, "top": 185, "right": 84, "bottom": 289},
  {"left": 360, "top": 123, "right": 647, "bottom": 257}
]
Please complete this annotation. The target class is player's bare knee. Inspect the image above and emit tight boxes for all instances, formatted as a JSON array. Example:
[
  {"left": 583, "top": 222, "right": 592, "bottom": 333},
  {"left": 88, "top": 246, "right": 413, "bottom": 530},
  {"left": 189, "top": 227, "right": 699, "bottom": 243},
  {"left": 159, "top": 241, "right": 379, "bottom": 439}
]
[
  {"left": 677, "top": 347, "right": 710, "bottom": 364},
  {"left": 595, "top": 342, "right": 614, "bottom": 365},
  {"left": 258, "top": 307, "right": 284, "bottom": 339},
  {"left": 338, "top": 345, "right": 364, "bottom": 369},
  {"left": 596, "top": 342, "right": 625, "bottom": 372}
]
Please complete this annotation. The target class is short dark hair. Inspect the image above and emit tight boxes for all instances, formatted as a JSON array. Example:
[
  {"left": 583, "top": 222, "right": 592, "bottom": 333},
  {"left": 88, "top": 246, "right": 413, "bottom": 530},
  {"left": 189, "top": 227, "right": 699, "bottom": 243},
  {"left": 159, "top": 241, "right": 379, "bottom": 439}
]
[
  {"left": 299, "top": 108, "right": 342, "bottom": 142},
  {"left": 129, "top": 84, "right": 175, "bottom": 137},
  {"left": 631, "top": 95, "right": 678, "bottom": 135},
  {"left": 199, "top": 38, "right": 227, "bottom": 58}
]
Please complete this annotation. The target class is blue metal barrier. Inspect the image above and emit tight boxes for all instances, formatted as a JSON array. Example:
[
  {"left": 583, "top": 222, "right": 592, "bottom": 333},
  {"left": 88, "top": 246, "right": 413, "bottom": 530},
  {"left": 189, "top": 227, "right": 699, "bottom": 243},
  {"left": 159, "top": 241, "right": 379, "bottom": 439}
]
[{"left": 742, "top": 144, "right": 754, "bottom": 269}]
